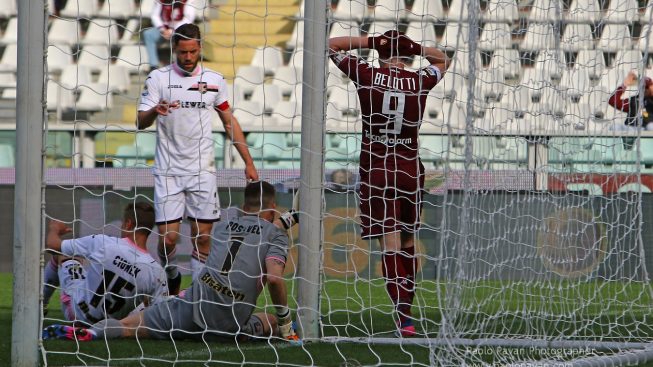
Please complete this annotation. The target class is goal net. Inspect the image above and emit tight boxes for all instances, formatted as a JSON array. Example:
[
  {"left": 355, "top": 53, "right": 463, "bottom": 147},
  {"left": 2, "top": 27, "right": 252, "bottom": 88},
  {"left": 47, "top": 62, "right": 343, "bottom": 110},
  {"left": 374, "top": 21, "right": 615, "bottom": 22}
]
[{"left": 24, "top": 0, "right": 653, "bottom": 366}]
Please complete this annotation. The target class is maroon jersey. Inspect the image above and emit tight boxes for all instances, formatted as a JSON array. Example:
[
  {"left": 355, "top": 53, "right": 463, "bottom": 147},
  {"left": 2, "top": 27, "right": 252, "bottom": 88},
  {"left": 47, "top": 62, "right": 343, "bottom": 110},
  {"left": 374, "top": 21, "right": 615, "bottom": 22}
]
[{"left": 330, "top": 52, "right": 442, "bottom": 172}]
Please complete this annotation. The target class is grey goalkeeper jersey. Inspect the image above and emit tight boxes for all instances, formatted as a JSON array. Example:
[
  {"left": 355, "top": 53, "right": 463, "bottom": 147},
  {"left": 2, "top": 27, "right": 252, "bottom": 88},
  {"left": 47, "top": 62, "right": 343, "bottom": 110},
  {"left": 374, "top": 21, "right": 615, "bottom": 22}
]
[{"left": 187, "top": 213, "right": 289, "bottom": 332}]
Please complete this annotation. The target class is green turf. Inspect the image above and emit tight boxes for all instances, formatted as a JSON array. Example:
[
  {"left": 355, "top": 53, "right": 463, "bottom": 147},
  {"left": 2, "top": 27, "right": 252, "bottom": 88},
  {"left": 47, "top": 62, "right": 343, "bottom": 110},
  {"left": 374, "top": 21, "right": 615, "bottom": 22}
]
[{"left": 3, "top": 273, "right": 653, "bottom": 366}]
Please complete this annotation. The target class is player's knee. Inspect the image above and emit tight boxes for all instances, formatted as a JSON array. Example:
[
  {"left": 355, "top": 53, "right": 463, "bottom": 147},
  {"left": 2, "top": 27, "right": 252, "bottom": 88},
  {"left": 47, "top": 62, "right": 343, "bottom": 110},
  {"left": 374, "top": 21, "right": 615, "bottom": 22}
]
[{"left": 160, "top": 232, "right": 179, "bottom": 250}]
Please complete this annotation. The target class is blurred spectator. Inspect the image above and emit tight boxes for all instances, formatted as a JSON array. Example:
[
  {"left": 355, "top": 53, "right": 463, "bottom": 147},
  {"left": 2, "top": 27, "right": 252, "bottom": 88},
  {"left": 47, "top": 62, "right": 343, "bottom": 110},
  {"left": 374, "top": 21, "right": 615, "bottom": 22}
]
[
  {"left": 608, "top": 70, "right": 653, "bottom": 131},
  {"left": 143, "top": 0, "right": 196, "bottom": 71},
  {"left": 330, "top": 168, "right": 354, "bottom": 192}
]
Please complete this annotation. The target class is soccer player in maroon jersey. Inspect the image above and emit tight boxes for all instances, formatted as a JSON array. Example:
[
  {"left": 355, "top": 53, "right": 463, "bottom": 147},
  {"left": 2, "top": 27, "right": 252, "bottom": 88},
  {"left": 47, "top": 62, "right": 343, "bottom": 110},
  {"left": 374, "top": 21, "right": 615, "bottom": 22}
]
[{"left": 329, "top": 31, "right": 450, "bottom": 337}]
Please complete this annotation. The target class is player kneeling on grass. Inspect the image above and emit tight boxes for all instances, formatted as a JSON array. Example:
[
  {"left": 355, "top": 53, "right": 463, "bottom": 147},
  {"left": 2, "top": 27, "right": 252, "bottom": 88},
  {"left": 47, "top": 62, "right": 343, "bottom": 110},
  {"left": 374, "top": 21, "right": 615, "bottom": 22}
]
[
  {"left": 44, "top": 181, "right": 301, "bottom": 345},
  {"left": 42, "top": 202, "right": 169, "bottom": 326}
]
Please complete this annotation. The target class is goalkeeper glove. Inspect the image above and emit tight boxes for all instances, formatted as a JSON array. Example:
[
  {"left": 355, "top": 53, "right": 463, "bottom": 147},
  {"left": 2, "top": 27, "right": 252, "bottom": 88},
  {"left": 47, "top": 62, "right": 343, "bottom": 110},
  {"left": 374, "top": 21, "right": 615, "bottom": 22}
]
[
  {"left": 279, "top": 209, "right": 299, "bottom": 230},
  {"left": 277, "top": 313, "right": 302, "bottom": 345}
]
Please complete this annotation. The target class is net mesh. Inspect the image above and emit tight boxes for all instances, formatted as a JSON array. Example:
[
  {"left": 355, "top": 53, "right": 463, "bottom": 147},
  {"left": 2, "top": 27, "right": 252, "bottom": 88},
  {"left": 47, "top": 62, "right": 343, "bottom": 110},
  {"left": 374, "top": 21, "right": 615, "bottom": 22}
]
[{"left": 29, "top": 0, "right": 653, "bottom": 365}]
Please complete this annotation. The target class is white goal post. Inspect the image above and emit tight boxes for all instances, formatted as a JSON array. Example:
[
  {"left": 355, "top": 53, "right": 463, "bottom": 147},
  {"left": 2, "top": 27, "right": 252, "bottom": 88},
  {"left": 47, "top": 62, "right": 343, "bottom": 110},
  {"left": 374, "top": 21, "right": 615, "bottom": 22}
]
[{"left": 10, "top": 0, "right": 653, "bottom": 366}]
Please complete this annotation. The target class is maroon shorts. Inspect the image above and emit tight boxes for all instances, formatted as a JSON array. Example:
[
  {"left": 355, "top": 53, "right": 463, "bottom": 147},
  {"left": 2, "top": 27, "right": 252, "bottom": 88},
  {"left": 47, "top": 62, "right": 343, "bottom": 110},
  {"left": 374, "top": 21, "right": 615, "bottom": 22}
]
[{"left": 358, "top": 163, "right": 425, "bottom": 239}]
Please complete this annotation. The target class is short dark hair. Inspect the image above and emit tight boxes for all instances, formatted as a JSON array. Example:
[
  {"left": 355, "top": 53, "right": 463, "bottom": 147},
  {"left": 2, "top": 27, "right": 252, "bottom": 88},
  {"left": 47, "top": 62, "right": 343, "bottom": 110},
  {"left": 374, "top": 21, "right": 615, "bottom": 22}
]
[
  {"left": 243, "top": 181, "right": 276, "bottom": 211},
  {"left": 123, "top": 202, "right": 155, "bottom": 235},
  {"left": 172, "top": 23, "right": 201, "bottom": 46}
]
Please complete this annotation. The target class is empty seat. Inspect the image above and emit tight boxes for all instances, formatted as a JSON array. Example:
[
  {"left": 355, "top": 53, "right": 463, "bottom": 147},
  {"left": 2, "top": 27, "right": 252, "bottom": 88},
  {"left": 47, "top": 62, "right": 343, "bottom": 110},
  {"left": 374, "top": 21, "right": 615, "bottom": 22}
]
[
  {"left": 441, "top": 21, "right": 477, "bottom": 50},
  {"left": 60, "top": 0, "right": 98, "bottom": 18},
  {"left": 404, "top": 21, "right": 437, "bottom": 47},
  {"left": 499, "top": 85, "right": 530, "bottom": 115},
  {"left": 440, "top": 101, "right": 468, "bottom": 130},
  {"left": 80, "top": 18, "right": 120, "bottom": 46},
  {"left": 613, "top": 50, "right": 644, "bottom": 71},
  {"left": 560, "top": 24, "right": 594, "bottom": 52},
  {"left": 559, "top": 67, "right": 591, "bottom": 99},
  {"left": 77, "top": 45, "right": 111, "bottom": 73},
  {"left": 430, "top": 69, "right": 467, "bottom": 100},
  {"left": 0, "top": 0, "right": 17, "bottom": 19},
  {"left": 407, "top": 0, "right": 444, "bottom": 22},
  {"left": 113, "top": 145, "right": 145, "bottom": 168},
  {"left": 96, "top": 0, "right": 136, "bottom": 19},
  {"left": 597, "top": 24, "right": 632, "bottom": 53},
  {"left": 332, "top": 0, "right": 367, "bottom": 22},
  {"left": 135, "top": 132, "right": 157, "bottom": 158},
  {"left": 96, "top": 64, "right": 130, "bottom": 94},
  {"left": 47, "top": 44, "right": 74, "bottom": 74},
  {"left": 48, "top": 18, "right": 81, "bottom": 46},
  {"left": 474, "top": 68, "right": 505, "bottom": 101},
  {"left": 575, "top": 49, "right": 606, "bottom": 80},
  {"left": 114, "top": 45, "right": 149, "bottom": 74},
  {"left": 447, "top": 0, "right": 479, "bottom": 22},
  {"left": 520, "top": 23, "right": 556, "bottom": 51},
  {"left": 59, "top": 64, "right": 92, "bottom": 89},
  {"left": 0, "top": 143, "right": 14, "bottom": 167},
  {"left": 484, "top": 0, "right": 519, "bottom": 23},
  {"left": 234, "top": 65, "right": 266, "bottom": 96},
  {"left": 288, "top": 49, "right": 304, "bottom": 68},
  {"left": 0, "top": 17, "right": 17, "bottom": 45},
  {"left": 528, "top": 0, "right": 564, "bottom": 23},
  {"left": 329, "top": 20, "right": 362, "bottom": 40},
  {"left": 328, "top": 82, "right": 359, "bottom": 114},
  {"left": 478, "top": 22, "right": 512, "bottom": 51},
  {"left": 604, "top": 0, "right": 638, "bottom": 24},
  {"left": 578, "top": 86, "right": 611, "bottom": 117},
  {"left": 489, "top": 49, "right": 521, "bottom": 79},
  {"left": 137, "top": 0, "right": 155, "bottom": 18},
  {"left": 272, "top": 100, "right": 301, "bottom": 121},
  {"left": 75, "top": 84, "right": 113, "bottom": 112},
  {"left": 536, "top": 86, "right": 566, "bottom": 116},
  {"left": 46, "top": 81, "right": 75, "bottom": 111},
  {"left": 372, "top": 0, "right": 406, "bottom": 21},
  {"left": 448, "top": 50, "right": 481, "bottom": 76},
  {"left": 233, "top": 100, "right": 264, "bottom": 127},
  {"left": 250, "top": 84, "right": 283, "bottom": 114},
  {"left": 638, "top": 23, "right": 653, "bottom": 53},
  {"left": 117, "top": 19, "right": 141, "bottom": 46},
  {"left": 0, "top": 71, "right": 15, "bottom": 89},
  {"left": 366, "top": 21, "right": 396, "bottom": 37},
  {"left": 287, "top": 20, "right": 304, "bottom": 50},
  {"left": 250, "top": 46, "right": 284, "bottom": 77},
  {"left": 272, "top": 66, "right": 302, "bottom": 97},
  {"left": 0, "top": 43, "right": 16, "bottom": 72},
  {"left": 534, "top": 49, "right": 565, "bottom": 80},
  {"left": 567, "top": 0, "right": 601, "bottom": 23},
  {"left": 519, "top": 67, "right": 549, "bottom": 99}
]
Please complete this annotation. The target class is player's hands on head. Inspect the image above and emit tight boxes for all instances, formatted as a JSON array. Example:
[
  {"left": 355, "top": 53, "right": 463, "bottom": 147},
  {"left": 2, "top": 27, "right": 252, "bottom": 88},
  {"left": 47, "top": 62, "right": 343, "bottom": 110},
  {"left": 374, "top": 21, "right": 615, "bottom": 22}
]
[
  {"left": 368, "top": 30, "right": 422, "bottom": 59},
  {"left": 155, "top": 99, "right": 180, "bottom": 116}
]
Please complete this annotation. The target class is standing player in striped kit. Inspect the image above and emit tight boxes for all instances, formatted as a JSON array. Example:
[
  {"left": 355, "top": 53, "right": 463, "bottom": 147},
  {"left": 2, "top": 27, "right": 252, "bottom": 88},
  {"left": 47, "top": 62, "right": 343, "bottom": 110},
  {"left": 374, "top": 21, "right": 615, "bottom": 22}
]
[
  {"left": 329, "top": 30, "right": 450, "bottom": 336},
  {"left": 136, "top": 23, "right": 258, "bottom": 294}
]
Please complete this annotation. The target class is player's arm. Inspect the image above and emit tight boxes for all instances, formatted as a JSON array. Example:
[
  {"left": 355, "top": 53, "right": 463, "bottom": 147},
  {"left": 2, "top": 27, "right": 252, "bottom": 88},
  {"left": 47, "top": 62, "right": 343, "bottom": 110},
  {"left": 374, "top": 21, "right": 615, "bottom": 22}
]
[
  {"left": 217, "top": 107, "right": 258, "bottom": 180},
  {"left": 45, "top": 220, "right": 72, "bottom": 253},
  {"left": 265, "top": 255, "right": 299, "bottom": 342},
  {"left": 180, "top": 0, "right": 196, "bottom": 25},
  {"left": 328, "top": 36, "right": 369, "bottom": 53},
  {"left": 421, "top": 46, "right": 450, "bottom": 73},
  {"left": 136, "top": 100, "right": 180, "bottom": 130}
]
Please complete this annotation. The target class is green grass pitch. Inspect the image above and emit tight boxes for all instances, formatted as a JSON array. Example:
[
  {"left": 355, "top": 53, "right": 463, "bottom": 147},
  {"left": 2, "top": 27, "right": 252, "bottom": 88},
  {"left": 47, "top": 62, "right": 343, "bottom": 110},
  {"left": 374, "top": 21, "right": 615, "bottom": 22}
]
[{"left": 3, "top": 273, "right": 653, "bottom": 366}]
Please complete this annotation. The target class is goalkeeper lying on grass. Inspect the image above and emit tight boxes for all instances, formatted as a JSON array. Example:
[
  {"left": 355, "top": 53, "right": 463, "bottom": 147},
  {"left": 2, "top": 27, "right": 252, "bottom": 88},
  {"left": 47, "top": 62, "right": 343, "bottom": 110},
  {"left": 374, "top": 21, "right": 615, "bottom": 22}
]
[{"left": 44, "top": 180, "right": 301, "bottom": 345}]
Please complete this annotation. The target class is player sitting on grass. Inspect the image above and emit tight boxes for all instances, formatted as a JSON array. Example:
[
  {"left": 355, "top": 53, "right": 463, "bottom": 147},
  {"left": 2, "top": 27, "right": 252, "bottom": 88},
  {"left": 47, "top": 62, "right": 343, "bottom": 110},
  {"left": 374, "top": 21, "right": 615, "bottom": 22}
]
[
  {"left": 42, "top": 202, "right": 169, "bottom": 327},
  {"left": 44, "top": 181, "right": 301, "bottom": 345}
]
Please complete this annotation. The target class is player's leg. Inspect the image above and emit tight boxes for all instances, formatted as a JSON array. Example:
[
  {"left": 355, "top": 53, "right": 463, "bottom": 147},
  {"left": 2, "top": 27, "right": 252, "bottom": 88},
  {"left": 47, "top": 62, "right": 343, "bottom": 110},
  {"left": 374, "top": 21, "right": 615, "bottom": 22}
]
[
  {"left": 142, "top": 27, "right": 162, "bottom": 71},
  {"left": 42, "top": 255, "right": 61, "bottom": 315},
  {"left": 239, "top": 313, "right": 275, "bottom": 341},
  {"left": 360, "top": 169, "right": 412, "bottom": 335},
  {"left": 57, "top": 258, "right": 90, "bottom": 322},
  {"left": 154, "top": 175, "right": 185, "bottom": 294},
  {"left": 186, "top": 172, "right": 220, "bottom": 281}
]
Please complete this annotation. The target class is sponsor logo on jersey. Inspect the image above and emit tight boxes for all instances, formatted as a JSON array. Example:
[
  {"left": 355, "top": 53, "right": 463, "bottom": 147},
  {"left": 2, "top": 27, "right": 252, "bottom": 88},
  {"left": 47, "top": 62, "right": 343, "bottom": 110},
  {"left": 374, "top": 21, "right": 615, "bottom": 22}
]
[
  {"left": 365, "top": 130, "right": 412, "bottom": 146},
  {"left": 200, "top": 272, "right": 246, "bottom": 301},
  {"left": 168, "top": 84, "right": 183, "bottom": 89},
  {"left": 188, "top": 82, "right": 219, "bottom": 94},
  {"left": 179, "top": 101, "right": 208, "bottom": 108}
]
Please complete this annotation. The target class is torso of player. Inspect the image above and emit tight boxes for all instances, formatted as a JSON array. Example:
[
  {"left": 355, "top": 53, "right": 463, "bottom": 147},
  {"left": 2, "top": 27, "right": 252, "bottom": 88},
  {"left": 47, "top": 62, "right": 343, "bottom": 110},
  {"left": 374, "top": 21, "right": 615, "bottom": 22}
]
[
  {"left": 63, "top": 235, "right": 166, "bottom": 321},
  {"left": 140, "top": 64, "right": 228, "bottom": 176},
  {"left": 335, "top": 55, "right": 441, "bottom": 171},
  {"left": 191, "top": 214, "right": 288, "bottom": 327}
]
